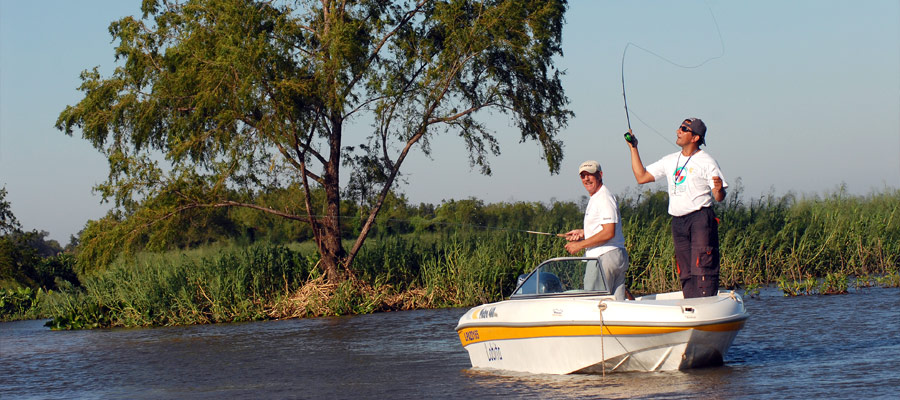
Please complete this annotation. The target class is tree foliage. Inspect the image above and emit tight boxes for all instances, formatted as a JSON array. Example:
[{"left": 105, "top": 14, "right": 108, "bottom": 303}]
[
  {"left": 0, "top": 188, "right": 77, "bottom": 290},
  {"left": 57, "top": 0, "right": 572, "bottom": 281},
  {"left": 0, "top": 187, "right": 21, "bottom": 236}
]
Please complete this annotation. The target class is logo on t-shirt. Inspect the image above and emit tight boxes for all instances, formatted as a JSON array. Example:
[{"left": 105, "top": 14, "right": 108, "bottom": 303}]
[{"left": 673, "top": 167, "right": 688, "bottom": 186}]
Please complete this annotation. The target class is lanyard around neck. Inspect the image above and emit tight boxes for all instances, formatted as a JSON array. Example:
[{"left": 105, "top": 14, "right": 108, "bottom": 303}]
[{"left": 674, "top": 150, "right": 698, "bottom": 183}]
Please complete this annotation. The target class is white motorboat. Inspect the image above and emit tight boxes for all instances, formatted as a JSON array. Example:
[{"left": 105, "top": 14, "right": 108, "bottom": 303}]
[{"left": 455, "top": 257, "right": 748, "bottom": 374}]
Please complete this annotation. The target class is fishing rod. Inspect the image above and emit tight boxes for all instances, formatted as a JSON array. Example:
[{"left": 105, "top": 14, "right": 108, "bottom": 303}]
[
  {"left": 524, "top": 230, "right": 567, "bottom": 238},
  {"left": 620, "top": 43, "right": 676, "bottom": 148},
  {"left": 621, "top": 45, "right": 633, "bottom": 134},
  {"left": 619, "top": 1, "right": 725, "bottom": 147}
]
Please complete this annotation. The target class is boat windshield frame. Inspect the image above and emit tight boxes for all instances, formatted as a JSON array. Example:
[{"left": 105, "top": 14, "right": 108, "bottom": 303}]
[{"left": 510, "top": 257, "right": 612, "bottom": 299}]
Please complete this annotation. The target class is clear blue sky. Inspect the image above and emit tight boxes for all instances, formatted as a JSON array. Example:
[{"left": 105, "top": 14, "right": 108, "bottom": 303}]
[{"left": 2, "top": 0, "right": 899, "bottom": 243}]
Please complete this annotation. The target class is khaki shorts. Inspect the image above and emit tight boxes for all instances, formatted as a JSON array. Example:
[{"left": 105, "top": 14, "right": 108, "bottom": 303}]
[{"left": 584, "top": 248, "right": 630, "bottom": 300}]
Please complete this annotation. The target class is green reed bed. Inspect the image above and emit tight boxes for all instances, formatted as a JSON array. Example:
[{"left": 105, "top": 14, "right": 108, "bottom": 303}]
[
  {"left": 350, "top": 231, "right": 567, "bottom": 307},
  {"left": 35, "top": 232, "right": 566, "bottom": 329},
  {"left": 415, "top": 231, "right": 566, "bottom": 306},
  {"left": 40, "top": 243, "right": 315, "bottom": 329},
  {"left": 23, "top": 189, "right": 900, "bottom": 328},
  {"left": 578, "top": 188, "right": 900, "bottom": 295},
  {"left": 716, "top": 189, "right": 899, "bottom": 295}
]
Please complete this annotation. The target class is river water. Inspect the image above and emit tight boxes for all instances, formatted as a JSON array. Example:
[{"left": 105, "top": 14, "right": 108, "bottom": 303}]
[{"left": 2, "top": 287, "right": 898, "bottom": 399}]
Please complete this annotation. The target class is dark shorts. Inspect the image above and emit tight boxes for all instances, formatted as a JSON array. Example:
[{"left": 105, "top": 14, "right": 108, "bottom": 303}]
[{"left": 672, "top": 207, "right": 720, "bottom": 298}]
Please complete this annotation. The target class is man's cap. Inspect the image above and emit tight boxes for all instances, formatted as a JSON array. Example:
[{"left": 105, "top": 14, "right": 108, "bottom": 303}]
[
  {"left": 685, "top": 118, "right": 707, "bottom": 145},
  {"left": 578, "top": 160, "right": 601, "bottom": 174}
]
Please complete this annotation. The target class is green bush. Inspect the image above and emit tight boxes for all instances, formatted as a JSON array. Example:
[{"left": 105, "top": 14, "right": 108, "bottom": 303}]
[{"left": 0, "top": 287, "right": 41, "bottom": 321}]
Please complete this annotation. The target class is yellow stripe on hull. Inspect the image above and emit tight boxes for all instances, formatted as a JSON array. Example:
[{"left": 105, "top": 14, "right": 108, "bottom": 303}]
[{"left": 458, "top": 320, "right": 746, "bottom": 346}]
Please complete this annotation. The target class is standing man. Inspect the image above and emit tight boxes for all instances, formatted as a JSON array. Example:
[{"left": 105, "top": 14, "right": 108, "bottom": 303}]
[
  {"left": 564, "top": 160, "right": 632, "bottom": 300},
  {"left": 625, "top": 118, "right": 727, "bottom": 298}
]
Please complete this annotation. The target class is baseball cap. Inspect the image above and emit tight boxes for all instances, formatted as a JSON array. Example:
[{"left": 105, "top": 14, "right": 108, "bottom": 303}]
[
  {"left": 578, "top": 160, "right": 601, "bottom": 174},
  {"left": 685, "top": 118, "right": 707, "bottom": 145}
]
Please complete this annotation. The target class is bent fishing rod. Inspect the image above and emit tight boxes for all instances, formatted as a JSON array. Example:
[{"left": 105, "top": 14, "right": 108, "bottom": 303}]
[{"left": 619, "top": 1, "right": 725, "bottom": 147}]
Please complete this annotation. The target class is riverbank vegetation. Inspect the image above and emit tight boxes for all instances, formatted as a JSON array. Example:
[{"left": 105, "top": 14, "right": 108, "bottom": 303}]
[{"left": 3, "top": 186, "right": 898, "bottom": 328}]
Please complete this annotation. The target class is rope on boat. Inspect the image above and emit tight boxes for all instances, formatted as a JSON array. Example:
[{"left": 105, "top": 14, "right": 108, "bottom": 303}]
[
  {"left": 728, "top": 291, "right": 739, "bottom": 302},
  {"left": 598, "top": 300, "right": 608, "bottom": 377},
  {"left": 598, "top": 299, "right": 652, "bottom": 374}
]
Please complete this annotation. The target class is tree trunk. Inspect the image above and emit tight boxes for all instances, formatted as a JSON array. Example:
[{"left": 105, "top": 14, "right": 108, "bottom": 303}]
[
  {"left": 317, "top": 218, "right": 346, "bottom": 282},
  {"left": 317, "top": 113, "right": 348, "bottom": 282}
]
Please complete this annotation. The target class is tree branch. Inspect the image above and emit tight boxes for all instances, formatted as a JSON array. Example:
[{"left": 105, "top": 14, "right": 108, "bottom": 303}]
[
  {"left": 346, "top": 48, "right": 476, "bottom": 265},
  {"left": 341, "top": 0, "right": 429, "bottom": 101}
]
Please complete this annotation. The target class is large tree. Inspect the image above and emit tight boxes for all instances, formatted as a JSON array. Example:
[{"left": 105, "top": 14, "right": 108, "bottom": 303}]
[{"left": 57, "top": 0, "right": 571, "bottom": 281}]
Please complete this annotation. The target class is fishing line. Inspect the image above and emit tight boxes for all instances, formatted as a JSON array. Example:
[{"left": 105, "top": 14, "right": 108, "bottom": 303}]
[
  {"left": 620, "top": 0, "right": 726, "bottom": 146},
  {"left": 304, "top": 214, "right": 566, "bottom": 237}
]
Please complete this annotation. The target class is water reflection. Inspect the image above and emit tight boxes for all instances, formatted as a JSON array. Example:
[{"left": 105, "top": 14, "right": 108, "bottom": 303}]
[{"left": 458, "top": 365, "right": 745, "bottom": 399}]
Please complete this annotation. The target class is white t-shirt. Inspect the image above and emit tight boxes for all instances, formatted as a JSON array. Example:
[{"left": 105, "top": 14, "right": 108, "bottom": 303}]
[
  {"left": 583, "top": 185, "right": 626, "bottom": 257},
  {"left": 646, "top": 150, "right": 728, "bottom": 217}
]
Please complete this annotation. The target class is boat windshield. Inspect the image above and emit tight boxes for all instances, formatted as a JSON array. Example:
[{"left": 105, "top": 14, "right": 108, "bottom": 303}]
[{"left": 512, "top": 258, "right": 610, "bottom": 297}]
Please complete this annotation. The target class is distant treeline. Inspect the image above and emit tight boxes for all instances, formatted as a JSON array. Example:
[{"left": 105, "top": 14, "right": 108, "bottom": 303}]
[{"left": 2, "top": 185, "right": 899, "bottom": 327}]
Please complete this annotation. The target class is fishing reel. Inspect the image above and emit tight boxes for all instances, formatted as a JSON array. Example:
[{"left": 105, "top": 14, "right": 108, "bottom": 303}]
[{"left": 624, "top": 132, "right": 638, "bottom": 147}]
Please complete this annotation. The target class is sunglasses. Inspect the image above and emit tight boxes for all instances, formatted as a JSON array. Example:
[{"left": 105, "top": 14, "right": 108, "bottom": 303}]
[{"left": 679, "top": 125, "right": 694, "bottom": 133}]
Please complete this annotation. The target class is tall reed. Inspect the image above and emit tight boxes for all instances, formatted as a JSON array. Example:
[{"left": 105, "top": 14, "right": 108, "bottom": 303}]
[
  {"left": 30, "top": 188, "right": 900, "bottom": 328},
  {"left": 41, "top": 243, "right": 315, "bottom": 329},
  {"left": 715, "top": 189, "right": 899, "bottom": 288}
]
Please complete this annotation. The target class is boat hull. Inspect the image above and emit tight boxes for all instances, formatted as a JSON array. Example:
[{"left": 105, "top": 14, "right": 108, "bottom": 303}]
[{"left": 456, "top": 291, "right": 747, "bottom": 374}]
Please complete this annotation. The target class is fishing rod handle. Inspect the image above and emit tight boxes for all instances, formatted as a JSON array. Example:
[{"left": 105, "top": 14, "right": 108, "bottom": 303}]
[{"left": 624, "top": 131, "right": 638, "bottom": 147}]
